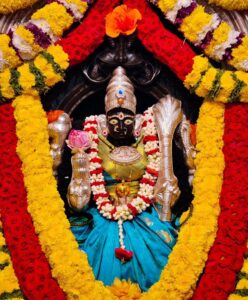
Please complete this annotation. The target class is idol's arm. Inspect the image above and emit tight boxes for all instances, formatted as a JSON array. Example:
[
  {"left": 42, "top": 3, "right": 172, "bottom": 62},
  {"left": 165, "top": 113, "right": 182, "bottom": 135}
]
[
  {"left": 177, "top": 114, "right": 196, "bottom": 186},
  {"left": 48, "top": 112, "right": 71, "bottom": 176},
  {"left": 67, "top": 150, "right": 91, "bottom": 211},
  {"left": 153, "top": 95, "right": 183, "bottom": 222}
]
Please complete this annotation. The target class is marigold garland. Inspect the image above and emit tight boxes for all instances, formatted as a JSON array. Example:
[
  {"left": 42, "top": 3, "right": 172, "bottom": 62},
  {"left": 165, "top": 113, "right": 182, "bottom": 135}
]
[
  {"left": 0, "top": 103, "right": 67, "bottom": 300},
  {"left": 12, "top": 91, "right": 225, "bottom": 300},
  {"left": 151, "top": 0, "right": 248, "bottom": 72},
  {"left": 0, "top": 44, "right": 69, "bottom": 101},
  {"left": 193, "top": 104, "right": 248, "bottom": 299},
  {"left": 13, "top": 94, "right": 117, "bottom": 300},
  {"left": 207, "top": 0, "right": 248, "bottom": 11},
  {"left": 0, "top": 0, "right": 39, "bottom": 14},
  {"left": 1, "top": 0, "right": 248, "bottom": 105},
  {"left": 0, "top": 223, "right": 23, "bottom": 300},
  {"left": 0, "top": 0, "right": 88, "bottom": 72},
  {"left": 140, "top": 100, "right": 225, "bottom": 299}
]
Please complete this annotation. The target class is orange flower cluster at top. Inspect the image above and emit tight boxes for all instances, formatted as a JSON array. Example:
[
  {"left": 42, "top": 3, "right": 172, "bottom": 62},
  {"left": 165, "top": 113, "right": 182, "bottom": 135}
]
[
  {"left": 47, "top": 110, "right": 65, "bottom": 123},
  {"left": 106, "top": 5, "right": 142, "bottom": 38}
]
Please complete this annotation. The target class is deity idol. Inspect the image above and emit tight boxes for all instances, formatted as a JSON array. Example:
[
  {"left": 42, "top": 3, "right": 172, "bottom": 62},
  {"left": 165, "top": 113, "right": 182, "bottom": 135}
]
[{"left": 49, "top": 66, "right": 195, "bottom": 291}]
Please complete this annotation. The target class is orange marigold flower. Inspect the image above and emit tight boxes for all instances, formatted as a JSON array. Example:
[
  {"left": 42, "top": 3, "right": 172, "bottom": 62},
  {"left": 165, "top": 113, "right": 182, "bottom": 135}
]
[
  {"left": 106, "top": 4, "right": 142, "bottom": 38},
  {"left": 47, "top": 110, "right": 64, "bottom": 123}
]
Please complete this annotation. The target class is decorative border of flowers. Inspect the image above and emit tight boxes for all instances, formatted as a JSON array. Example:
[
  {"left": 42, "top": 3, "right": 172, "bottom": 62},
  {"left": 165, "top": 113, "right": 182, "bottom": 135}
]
[
  {"left": 0, "top": 0, "right": 39, "bottom": 14},
  {"left": 192, "top": 103, "right": 248, "bottom": 299},
  {"left": 0, "top": 0, "right": 246, "bottom": 299},
  {"left": 0, "top": 103, "right": 66, "bottom": 300},
  {"left": 0, "top": 222, "right": 23, "bottom": 300},
  {"left": 150, "top": 0, "right": 248, "bottom": 72},
  {"left": 0, "top": 0, "right": 88, "bottom": 72},
  {"left": 1, "top": 0, "right": 248, "bottom": 105}
]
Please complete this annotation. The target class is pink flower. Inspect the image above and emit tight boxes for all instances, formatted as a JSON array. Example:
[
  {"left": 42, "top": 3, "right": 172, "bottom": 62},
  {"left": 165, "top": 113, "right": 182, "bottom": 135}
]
[{"left": 66, "top": 130, "right": 91, "bottom": 150}]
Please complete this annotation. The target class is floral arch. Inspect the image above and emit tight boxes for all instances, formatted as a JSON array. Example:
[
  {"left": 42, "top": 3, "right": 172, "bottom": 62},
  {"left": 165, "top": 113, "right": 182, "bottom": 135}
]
[{"left": 0, "top": 0, "right": 247, "bottom": 300}]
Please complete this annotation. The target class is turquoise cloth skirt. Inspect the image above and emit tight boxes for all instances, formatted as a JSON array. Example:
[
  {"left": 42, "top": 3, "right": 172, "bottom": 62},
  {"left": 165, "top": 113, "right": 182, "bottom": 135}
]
[{"left": 70, "top": 206, "right": 178, "bottom": 291}]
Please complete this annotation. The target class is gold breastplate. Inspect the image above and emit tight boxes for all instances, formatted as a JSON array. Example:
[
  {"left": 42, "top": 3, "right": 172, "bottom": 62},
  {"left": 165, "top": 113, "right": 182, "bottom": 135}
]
[{"left": 97, "top": 135, "right": 148, "bottom": 201}]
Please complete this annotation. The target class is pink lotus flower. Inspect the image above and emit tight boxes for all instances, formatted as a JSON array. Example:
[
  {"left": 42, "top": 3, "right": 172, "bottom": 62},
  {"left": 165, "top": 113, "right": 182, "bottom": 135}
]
[{"left": 66, "top": 129, "right": 91, "bottom": 150}]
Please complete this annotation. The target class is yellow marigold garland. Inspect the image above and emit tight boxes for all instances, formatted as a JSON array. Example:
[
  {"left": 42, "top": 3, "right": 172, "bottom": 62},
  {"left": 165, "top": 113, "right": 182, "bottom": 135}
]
[
  {"left": 141, "top": 100, "right": 225, "bottom": 299},
  {"left": 180, "top": 6, "right": 213, "bottom": 44},
  {"left": 31, "top": 2, "right": 73, "bottom": 37},
  {"left": 184, "top": 56, "right": 248, "bottom": 103},
  {"left": 155, "top": 0, "right": 248, "bottom": 72},
  {"left": 13, "top": 95, "right": 117, "bottom": 300},
  {"left": 0, "top": 0, "right": 39, "bottom": 14},
  {"left": 0, "top": 0, "right": 88, "bottom": 72},
  {"left": 0, "top": 44, "right": 69, "bottom": 101},
  {"left": 0, "top": 223, "right": 24, "bottom": 299},
  {"left": 207, "top": 0, "right": 248, "bottom": 11}
]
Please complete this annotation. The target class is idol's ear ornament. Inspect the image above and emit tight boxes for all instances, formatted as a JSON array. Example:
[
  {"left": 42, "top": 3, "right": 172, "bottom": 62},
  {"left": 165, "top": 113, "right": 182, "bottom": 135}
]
[
  {"left": 134, "top": 114, "right": 143, "bottom": 137},
  {"left": 97, "top": 114, "right": 108, "bottom": 136}
]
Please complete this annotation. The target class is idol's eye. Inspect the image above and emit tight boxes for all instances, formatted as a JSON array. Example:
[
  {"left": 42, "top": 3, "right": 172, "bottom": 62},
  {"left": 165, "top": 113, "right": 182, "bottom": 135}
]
[
  {"left": 109, "top": 118, "right": 118, "bottom": 125},
  {"left": 124, "top": 118, "right": 133, "bottom": 125}
]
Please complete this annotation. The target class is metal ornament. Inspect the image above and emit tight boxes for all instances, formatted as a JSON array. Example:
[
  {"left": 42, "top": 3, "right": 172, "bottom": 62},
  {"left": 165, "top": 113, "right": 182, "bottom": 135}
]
[
  {"left": 67, "top": 151, "right": 91, "bottom": 211},
  {"left": 153, "top": 95, "right": 183, "bottom": 222},
  {"left": 48, "top": 112, "right": 71, "bottom": 177},
  {"left": 109, "top": 146, "right": 142, "bottom": 165}
]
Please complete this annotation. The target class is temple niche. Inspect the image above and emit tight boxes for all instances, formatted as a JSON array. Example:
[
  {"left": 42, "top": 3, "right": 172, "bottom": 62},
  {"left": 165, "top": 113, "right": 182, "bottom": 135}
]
[{"left": 0, "top": 1, "right": 247, "bottom": 300}]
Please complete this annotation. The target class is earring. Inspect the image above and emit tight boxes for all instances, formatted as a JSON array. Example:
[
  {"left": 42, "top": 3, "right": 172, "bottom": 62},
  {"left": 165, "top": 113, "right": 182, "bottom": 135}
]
[
  {"left": 134, "top": 114, "right": 143, "bottom": 137},
  {"left": 97, "top": 115, "right": 108, "bottom": 136}
]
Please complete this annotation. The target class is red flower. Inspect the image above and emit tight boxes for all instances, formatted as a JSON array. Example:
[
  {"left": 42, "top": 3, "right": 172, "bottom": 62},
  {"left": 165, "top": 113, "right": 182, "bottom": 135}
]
[{"left": 115, "top": 248, "right": 133, "bottom": 262}]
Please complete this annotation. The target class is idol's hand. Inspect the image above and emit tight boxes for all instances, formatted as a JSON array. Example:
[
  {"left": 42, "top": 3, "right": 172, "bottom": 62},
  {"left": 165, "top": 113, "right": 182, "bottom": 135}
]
[
  {"left": 67, "top": 178, "right": 91, "bottom": 211},
  {"left": 155, "top": 178, "right": 181, "bottom": 222}
]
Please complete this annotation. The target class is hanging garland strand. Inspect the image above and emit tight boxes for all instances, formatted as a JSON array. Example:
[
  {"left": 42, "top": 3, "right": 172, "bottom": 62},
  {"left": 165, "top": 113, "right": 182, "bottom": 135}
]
[
  {"left": 124, "top": 0, "right": 248, "bottom": 104},
  {"left": 0, "top": 0, "right": 89, "bottom": 72},
  {"left": 1, "top": 1, "right": 248, "bottom": 104},
  {"left": 0, "top": 103, "right": 67, "bottom": 300},
  {"left": 193, "top": 103, "right": 248, "bottom": 299},
  {"left": 150, "top": 0, "right": 248, "bottom": 72}
]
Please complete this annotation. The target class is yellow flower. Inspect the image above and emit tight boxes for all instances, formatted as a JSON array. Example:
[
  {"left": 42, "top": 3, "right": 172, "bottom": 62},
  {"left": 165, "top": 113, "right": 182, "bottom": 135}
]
[
  {"left": 205, "top": 22, "right": 231, "bottom": 57},
  {"left": 207, "top": 0, "right": 248, "bottom": 10},
  {"left": 0, "top": 0, "right": 39, "bottom": 14},
  {"left": 18, "top": 63, "right": 38, "bottom": 96},
  {"left": 67, "top": 0, "right": 88, "bottom": 14},
  {"left": 230, "top": 36, "right": 248, "bottom": 70},
  {"left": 108, "top": 278, "right": 142, "bottom": 300},
  {"left": 0, "top": 35, "right": 20, "bottom": 71},
  {"left": 0, "top": 69, "right": 15, "bottom": 99},
  {"left": 215, "top": 71, "right": 235, "bottom": 103},
  {"left": 15, "top": 25, "right": 42, "bottom": 54},
  {"left": 47, "top": 45, "right": 69, "bottom": 70},
  {"left": 180, "top": 6, "right": 213, "bottom": 44},
  {"left": 196, "top": 67, "right": 218, "bottom": 98},
  {"left": 184, "top": 56, "right": 209, "bottom": 89},
  {"left": 157, "top": 0, "right": 177, "bottom": 13},
  {"left": 34, "top": 55, "right": 62, "bottom": 87},
  {"left": 31, "top": 2, "right": 73, "bottom": 37}
]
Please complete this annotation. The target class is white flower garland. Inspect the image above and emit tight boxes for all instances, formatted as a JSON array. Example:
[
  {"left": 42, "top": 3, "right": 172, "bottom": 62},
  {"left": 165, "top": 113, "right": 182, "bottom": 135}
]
[
  {"left": 84, "top": 108, "right": 161, "bottom": 252},
  {"left": 84, "top": 107, "right": 161, "bottom": 221}
]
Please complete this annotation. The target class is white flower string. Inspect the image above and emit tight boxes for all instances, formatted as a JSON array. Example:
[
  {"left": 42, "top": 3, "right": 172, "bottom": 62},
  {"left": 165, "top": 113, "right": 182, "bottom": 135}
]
[{"left": 83, "top": 108, "right": 161, "bottom": 258}]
